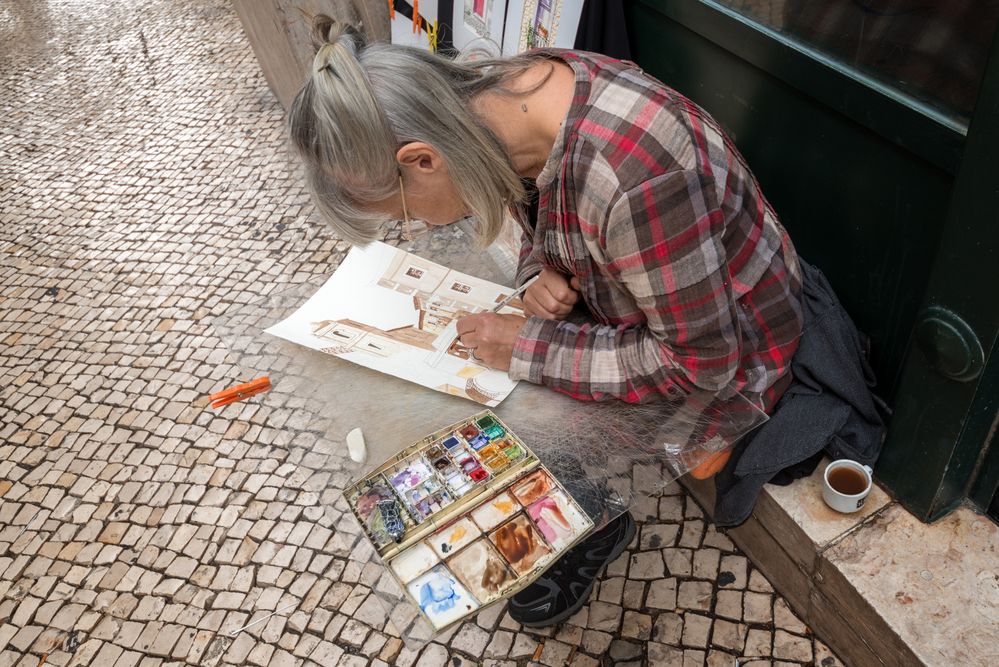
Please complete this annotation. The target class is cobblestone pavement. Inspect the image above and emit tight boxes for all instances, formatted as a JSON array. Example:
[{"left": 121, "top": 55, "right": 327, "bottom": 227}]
[{"left": 0, "top": 1, "right": 845, "bottom": 665}]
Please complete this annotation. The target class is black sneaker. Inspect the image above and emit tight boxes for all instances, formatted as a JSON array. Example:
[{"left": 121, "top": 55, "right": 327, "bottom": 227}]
[{"left": 507, "top": 511, "right": 636, "bottom": 627}]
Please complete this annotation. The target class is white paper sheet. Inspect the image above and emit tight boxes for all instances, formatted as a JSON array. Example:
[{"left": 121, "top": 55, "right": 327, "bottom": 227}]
[{"left": 264, "top": 241, "right": 522, "bottom": 407}]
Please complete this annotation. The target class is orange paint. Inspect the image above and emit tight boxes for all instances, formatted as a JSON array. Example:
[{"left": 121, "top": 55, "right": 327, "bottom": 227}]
[
  {"left": 492, "top": 499, "right": 514, "bottom": 514},
  {"left": 447, "top": 526, "right": 467, "bottom": 543}
]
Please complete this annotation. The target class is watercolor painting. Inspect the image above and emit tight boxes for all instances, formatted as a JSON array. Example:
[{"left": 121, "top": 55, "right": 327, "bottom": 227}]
[
  {"left": 527, "top": 489, "right": 589, "bottom": 549},
  {"left": 428, "top": 517, "right": 479, "bottom": 557},
  {"left": 510, "top": 469, "right": 553, "bottom": 506},
  {"left": 265, "top": 242, "right": 523, "bottom": 406},
  {"left": 390, "top": 541, "right": 440, "bottom": 583},
  {"left": 448, "top": 538, "right": 516, "bottom": 603},
  {"left": 463, "top": 0, "right": 493, "bottom": 36},
  {"left": 502, "top": 0, "right": 584, "bottom": 56},
  {"left": 489, "top": 513, "right": 553, "bottom": 575},
  {"left": 407, "top": 565, "right": 480, "bottom": 629},
  {"left": 471, "top": 491, "right": 521, "bottom": 532},
  {"left": 522, "top": 0, "right": 558, "bottom": 49}
]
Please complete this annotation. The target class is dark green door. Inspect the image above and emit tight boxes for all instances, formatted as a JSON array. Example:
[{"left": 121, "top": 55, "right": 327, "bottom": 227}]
[{"left": 623, "top": 0, "right": 999, "bottom": 521}]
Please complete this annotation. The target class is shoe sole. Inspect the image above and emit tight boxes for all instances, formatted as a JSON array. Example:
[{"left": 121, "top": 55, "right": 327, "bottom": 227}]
[{"left": 516, "top": 515, "right": 637, "bottom": 628}]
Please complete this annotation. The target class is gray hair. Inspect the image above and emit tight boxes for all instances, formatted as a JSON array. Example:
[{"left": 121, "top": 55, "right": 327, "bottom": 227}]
[{"left": 288, "top": 16, "right": 544, "bottom": 245}]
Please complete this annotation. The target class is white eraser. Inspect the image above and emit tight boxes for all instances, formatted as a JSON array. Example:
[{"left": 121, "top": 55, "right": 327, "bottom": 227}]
[{"left": 346, "top": 427, "right": 366, "bottom": 463}]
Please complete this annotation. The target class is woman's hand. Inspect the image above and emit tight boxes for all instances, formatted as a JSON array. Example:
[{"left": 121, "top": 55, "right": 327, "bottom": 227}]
[
  {"left": 522, "top": 269, "right": 581, "bottom": 320},
  {"left": 455, "top": 313, "right": 528, "bottom": 372}
]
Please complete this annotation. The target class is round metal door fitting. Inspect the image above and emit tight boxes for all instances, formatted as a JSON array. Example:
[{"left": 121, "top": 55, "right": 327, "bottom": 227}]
[{"left": 914, "top": 306, "right": 984, "bottom": 382}]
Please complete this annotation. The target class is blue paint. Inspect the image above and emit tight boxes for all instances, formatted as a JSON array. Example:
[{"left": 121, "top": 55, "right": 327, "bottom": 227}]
[{"left": 419, "top": 572, "right": 459, "bottom": 614}]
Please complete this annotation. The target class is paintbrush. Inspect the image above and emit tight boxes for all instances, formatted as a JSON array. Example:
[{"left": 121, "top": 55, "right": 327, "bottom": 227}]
[
  {"left": 426, "top": 275, "right": 540, "bottom": 367},
  {"left": 489, "top": 274, "right": 539, "bottom": 314}
]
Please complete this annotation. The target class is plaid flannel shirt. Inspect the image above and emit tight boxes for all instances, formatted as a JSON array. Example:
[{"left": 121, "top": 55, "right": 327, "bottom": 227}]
[{"left": 509, "top": 50, "right": 804, "bottom": 413}]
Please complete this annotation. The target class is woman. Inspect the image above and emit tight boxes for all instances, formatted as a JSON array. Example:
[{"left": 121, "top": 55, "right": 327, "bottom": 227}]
[{"left": 289, "top": 16, "right": 803, "bottom": 627}]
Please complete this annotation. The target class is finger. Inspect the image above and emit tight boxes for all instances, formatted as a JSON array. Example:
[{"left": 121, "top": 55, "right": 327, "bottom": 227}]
[
  {"left": 458, "top": 330, "right": 482, "bottom": 349},
  {"left": 523, "top": 292, "right": 558, "bottom": 320},
  {"left": 535, "top": 285, "right": 567, "bottom": 315},
  {"left": 455, "top": 314, "right": 481, "bottom": 335},
  {"left": 537, "top": 288, "right": 574, "bottom": 317},
  {"left": 569, "top": 276, "right": 582, "bottom": 291},
  {"left": 545, "top": 281, "right": 579, "bottom": 306}
]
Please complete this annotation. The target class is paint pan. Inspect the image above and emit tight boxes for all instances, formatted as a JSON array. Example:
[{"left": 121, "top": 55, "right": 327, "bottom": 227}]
[
  {"left": 489, "top": 513, "right": 554, "bottom": 575},
  {"left": 500, "top": 441, "right": 525, "bottom": 462},
  {"left": 483, "top": 425, "right": 506, "bottom": 440},
  {"left": 443, "top": 471, "right": 474, "bottom": 497},
  {"left": 476, "top": 444, "right": 500, "bottom": 460},
  {"left": 468, "top": 434, "right": 490, "bottom": 450},
  {"left": 527, "top": 490, "right": 590, "bottom": 550},
  {"left": 407, "top": 565, "right": 480, "bottom": 630},
  {"left": 347, "top": 477, "right": 395, "bottom": 523},
  {"left": 481, "top": 453, "right": 511, "bottom": 473},
  {"left": 425, "top": 444, "right": 447, "bottom": 461},
  {"left": 509, "top": 469, "right": 554, "bottom": 506},
  {"left": 448, "top": 538, "right": 517, "bottom": 604},
  {"left": 390, "top": 541, "right": 440, "bottom": 583},
  {"left": 470, "top": 491, "right": 521, "bottom": 531},
  {"left": 431, "top": 454, "right": 459, "bottom": 476},
  {"left": 475, "top": 415, "right": 500, "bottom": 431},
  {"left": 388, "top": 458, "right": 435, "bottom": 493},
  {"left": 406, "top": 482, "right": 454, "bottom": 523},
  {"left": 427, "top": 517, "right": 478, "bottom": 557}
]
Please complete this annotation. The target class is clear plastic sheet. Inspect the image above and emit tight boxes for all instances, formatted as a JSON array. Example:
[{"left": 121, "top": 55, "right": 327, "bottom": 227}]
[{"left": 212, "top": 222, "right": 768, "bottom": 644}]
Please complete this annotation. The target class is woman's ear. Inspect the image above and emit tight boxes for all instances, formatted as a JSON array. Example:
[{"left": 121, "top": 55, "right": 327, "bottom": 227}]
[{"left": 396, "top": 142, "right": 444, "bottom": 173}]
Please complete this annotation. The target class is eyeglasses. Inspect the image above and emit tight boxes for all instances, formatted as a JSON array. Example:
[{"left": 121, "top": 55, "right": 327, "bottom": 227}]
[
  {"left": 399, "top": 174, "right": 413, "bottom": 241},
  {"left": 397, "top": 175, "right": 431, "bottom": 241}
]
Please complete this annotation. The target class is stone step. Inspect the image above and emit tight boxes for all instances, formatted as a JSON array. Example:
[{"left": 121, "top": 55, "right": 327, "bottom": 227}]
[{"left": 682, "top": 459, "right": 998, "bottom": 667}]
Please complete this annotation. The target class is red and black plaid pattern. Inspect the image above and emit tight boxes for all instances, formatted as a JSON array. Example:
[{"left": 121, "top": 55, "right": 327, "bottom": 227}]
[{"left": 509, "top": 50, "right": 804, "bottom": 412}]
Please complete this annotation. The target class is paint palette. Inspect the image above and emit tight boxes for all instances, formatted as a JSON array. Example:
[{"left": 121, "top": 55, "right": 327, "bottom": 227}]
[{"left": 344, "top": 411, "right": 594, "bottom": 632}]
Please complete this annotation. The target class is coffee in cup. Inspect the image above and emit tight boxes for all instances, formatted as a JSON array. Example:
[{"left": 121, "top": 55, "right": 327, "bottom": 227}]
[{"left": 822, "top": 459, "right": 873, "bottom": 513}]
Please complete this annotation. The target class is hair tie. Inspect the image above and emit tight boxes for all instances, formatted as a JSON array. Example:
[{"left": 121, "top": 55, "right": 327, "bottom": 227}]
[{"left": 314, "top": 42, "right": 338, "bottom": 74}]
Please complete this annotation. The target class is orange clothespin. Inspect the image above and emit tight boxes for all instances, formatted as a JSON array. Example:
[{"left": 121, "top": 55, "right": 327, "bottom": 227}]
[
  {"left": 388, "top": 0, "right": 394, "bottom": 19},
  {"left": 209, "top": 376, "right": 271, "bottom": 408},
  {"left": 412, "top": 0, "right": 421, "bottom": 34}
]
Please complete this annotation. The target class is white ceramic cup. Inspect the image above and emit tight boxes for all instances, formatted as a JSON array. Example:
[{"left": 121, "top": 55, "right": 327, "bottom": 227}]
[{"left": 822, "top": 459, "right": 873, "bottom": 513}]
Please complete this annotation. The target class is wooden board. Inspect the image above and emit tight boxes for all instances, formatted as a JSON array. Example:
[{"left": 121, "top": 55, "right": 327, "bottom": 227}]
[{"left": 232, "top": 0, "right": 389, "bottom": 109}]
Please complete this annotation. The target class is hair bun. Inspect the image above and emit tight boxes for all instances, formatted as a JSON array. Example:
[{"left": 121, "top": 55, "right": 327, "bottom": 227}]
[{"left": 311, "top": 13, "right": 365, "bottom": 51}]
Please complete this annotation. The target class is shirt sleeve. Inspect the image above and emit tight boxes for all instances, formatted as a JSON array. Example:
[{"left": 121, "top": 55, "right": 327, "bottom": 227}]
[{"left": 508, "top": 169, "right": 742, "bottom": 402}]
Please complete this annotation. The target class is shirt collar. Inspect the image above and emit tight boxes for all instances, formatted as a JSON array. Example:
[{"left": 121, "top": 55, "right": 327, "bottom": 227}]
[{"left": 534, "top": 51, "right": 592, "bottom": 190}]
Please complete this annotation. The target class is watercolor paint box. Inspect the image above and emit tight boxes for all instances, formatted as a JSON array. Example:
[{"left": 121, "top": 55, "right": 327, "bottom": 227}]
[{"left": 344, "top": 410, "right": 594, "bottom": 632}]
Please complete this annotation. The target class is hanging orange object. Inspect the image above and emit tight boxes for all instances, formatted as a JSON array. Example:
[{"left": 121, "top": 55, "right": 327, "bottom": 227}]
[
  {"left": 412, "top": 0, "right": 420, "bottom": 34},
  {"left": 388, "top": 0, "right": 394, "bottom": 19}
]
